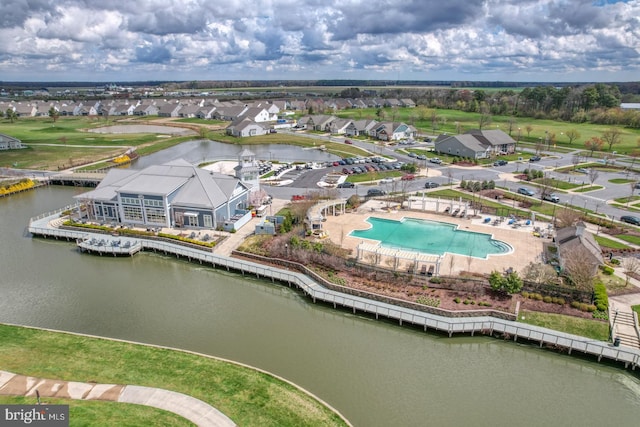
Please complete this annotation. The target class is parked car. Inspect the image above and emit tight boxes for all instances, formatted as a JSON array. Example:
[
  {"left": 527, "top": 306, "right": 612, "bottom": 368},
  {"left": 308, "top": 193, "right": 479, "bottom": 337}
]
[
  {"left": 401, "top": 174, "right": 415, "bottom": 181},
  {"left": 380, "top": 177, "right": 394, "bottom": 184},
  {"left": 416, "top": 155, "right": 427, "bottom": 160},
  {"left": 408, "top": 152, "right": 417, "bottom": 158},
  {"left": 493, "top": 160, "right": 508, "bottom": 166},
  {"left": 366, "top": 189, "right": 386, "bottom": 197},
  {"left": 429, "top": 157, "right": 442, "bottom": 164},
  {"left": 529, "top": 156, "right": 541, "bottom": 162},
  {"left": 424, "top": 181, "right": 439, "bottom": 188},
  {"left": 517, "top": 187, "right": 535, "bottom": 196},
  {"left": 337, "top": 182, "right": 355, "bottom": 188},
  {"left": 621, "top": 215, "right": 640, "bottom": 225},
  {"left": 344, "top": 139, "right": 353, "bottom": 144},
  {"left": 542, "top": 193, "right": 560, "bottom": 203}
]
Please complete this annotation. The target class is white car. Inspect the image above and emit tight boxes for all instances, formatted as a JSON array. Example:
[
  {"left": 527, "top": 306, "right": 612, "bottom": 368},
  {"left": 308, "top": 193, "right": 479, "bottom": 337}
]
[{"left": 380, "top": 178, "right": 394, "bottom": 184}]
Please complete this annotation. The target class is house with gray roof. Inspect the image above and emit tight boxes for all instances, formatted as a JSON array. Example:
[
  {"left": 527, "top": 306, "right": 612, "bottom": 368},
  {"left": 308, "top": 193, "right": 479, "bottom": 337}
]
[
  {"left": 0, "top": 133, "right": 24, "bottom": 150},
  {"left": 74, "top": 159, "right": 250, "bottom": 230},
  {"left": 225, "top": 118, "right": 267, "bottom": 137},
  {"left": 345, "top": 119, "right": 378, "bottom": 137},
  {"left": 434, "top": 129, "right": 516, "bottom": 159},
  {"left": 328, "top": 118, "right": 353, "bottom": 134},
  {"left": 370, "top": 122, "right": 417, "bottom": 141}
]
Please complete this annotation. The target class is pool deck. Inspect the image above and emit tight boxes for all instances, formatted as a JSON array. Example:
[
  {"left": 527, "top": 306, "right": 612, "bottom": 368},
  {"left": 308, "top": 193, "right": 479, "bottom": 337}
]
[{"left": 322, "top": 199, "right": 549, "bottom": 276}]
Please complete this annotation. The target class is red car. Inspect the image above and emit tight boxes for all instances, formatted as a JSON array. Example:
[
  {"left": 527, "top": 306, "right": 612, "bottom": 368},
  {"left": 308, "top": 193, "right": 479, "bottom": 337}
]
[
  {"left": 401, "top": 174, "right": 415, "bottom": 181},
  {"left": 344, "top": 139, "right": 353, "bottom": 144}
]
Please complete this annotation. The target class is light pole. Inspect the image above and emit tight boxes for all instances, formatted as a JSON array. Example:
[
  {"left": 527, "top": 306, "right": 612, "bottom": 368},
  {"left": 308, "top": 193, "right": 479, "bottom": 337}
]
[{"left": 610, "top": 308, "right": 619, "bottom": 343}]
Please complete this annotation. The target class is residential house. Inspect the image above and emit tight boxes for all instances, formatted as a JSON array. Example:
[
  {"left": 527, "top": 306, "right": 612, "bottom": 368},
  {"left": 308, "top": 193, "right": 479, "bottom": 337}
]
[
  {"left": 157, "top": 102, "right": 182, "bottom": 117},
  {"left": 133, "top": 102, "right": 160, "bottom": 116},
  {"left": 345, "top": 119, "right": 378, "bottom": 137},
  {"left": 370, "top": 122, "right": 417, "bottom": 141},
  {"left": 328, "top": 118, "right": 353, "bottom": 134},
  {"left": 13, "top": 103, "right": 37, "bottom": 117},
  {"left": 305, "top": 115, "right": 337, "bottom": 132},
  {"left": 0, "top": 133, "right": 23, "bottom": 150},
  {"left": 74, "top": 159, "right": 250, "bottom": 230},
  {"left": 177, "top": 104, "right": 201, "bottom": 118},
  {"left": 434, "top": 129, "right": 516, "bottom": 159},
  {"left": 240, "top": 107, "right": 272, "bottom": 123},
  {"left": 225, "top": 118, "right": 267, "bottom": 137},
  {"left": 211, "top": 106, "right": 248, "bottom": 121},
  {"left": 400, "top": 99, "right": 416, "bottom": 108}
]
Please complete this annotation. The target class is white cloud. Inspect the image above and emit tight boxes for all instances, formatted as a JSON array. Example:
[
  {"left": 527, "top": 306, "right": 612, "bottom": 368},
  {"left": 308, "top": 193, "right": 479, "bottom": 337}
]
[{"left": 0, "top": 0, "right": 637, "bottom": 81}]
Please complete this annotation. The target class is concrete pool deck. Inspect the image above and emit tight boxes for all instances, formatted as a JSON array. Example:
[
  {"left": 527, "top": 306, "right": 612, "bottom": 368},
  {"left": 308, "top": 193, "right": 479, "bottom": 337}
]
[{"left": 321, "top": 199, "right": 549, "bottom": 276}]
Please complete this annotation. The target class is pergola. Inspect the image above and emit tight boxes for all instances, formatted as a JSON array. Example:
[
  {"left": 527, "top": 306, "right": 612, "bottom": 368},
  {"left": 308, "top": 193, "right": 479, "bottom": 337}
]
[
  {"left": 305, "top": 198, "right": 347, "bottom": 231},
  {"left": 356, "top": 242, "right": 442, "bottom": 276}
]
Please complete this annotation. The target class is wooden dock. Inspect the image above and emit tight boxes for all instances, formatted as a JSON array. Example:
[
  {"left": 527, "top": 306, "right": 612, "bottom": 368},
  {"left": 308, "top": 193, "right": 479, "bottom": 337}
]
[
  {"left": 48, "top": 171, "right": 106, "bottom": 187},
  {"left": 28, "top": 210, "right": 640, "bottom": 372}
]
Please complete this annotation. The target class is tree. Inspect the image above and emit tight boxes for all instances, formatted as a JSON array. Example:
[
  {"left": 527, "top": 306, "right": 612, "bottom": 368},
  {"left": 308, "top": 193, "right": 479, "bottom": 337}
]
[
  {"left": 489, "top": 270, "right": 523, "bottom": 294},
  {"left": 525, "top": 125, "right": 533, "bottom": 137},
  {"left": 587, "top": 168, "right": 599, "bottom": 186},
  {"left": 49, "top": 107, "right": 60, "bottom": 123},
  {"left": 5, "top": 108, "right": 17, "bottom": 123},
  {"left": 554, "top": 207, "right": 582, "bottom": 228},
  {"left": 622, "top": 257, "right": 640, "bottom": 286},
  {"left": 565, "top": 129, "right": 580, "bottom": 145},
  {"left": 562, "top": 246, "right": 597, "bottom": 292},
  {"left": 584, "top": 136, "right": 603, "bottom": 157},
  {"left": 523, "top": 262, "right": 558, "bottom": 284},
  {"left": 478, "top": 113, "right": 492, "bottom": 130},
  {"left": 538, "top": 176, "right": 555, "bottom": 201},
  {"left": 198, "top": 126, "right": 208, "bottom": 139},
  {"left": 601, "top": 128, "right": 622, "bottom": 151}
]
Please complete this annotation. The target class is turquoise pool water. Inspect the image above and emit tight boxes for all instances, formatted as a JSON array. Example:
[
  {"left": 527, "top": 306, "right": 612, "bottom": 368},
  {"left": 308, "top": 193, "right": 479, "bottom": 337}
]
[{"left": 350, "top": 217, "right": 512, "bottom": 258}]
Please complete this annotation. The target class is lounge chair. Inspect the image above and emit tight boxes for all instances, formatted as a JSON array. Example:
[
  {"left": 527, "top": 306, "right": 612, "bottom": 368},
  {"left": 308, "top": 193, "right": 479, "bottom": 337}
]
[
  {"left": 427, "top": 265, "right": 435, "bottom": 277},
  {"left": 420, "top": 265, "right": 427, "bottom": 275},
  {"left": 484, "top": 217, "right": 491, "bottom": 223}
]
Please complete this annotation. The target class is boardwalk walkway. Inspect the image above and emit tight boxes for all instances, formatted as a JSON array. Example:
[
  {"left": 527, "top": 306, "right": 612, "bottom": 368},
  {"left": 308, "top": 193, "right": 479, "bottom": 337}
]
[
  {"left": 28, "top": 209, "right": 640, "bottom": 370},
  {"left": 0, "top": 371, "right": 236, "bottom": 427}
]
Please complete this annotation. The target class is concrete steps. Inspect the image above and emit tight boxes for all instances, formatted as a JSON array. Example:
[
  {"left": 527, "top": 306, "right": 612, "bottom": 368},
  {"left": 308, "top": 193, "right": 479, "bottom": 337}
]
[{"left": 610, "top": 306, "right": 640, "bottom": 349}]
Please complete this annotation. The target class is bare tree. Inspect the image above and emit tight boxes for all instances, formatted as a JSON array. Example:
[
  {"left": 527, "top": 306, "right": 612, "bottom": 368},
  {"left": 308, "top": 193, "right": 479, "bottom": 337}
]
[
  {"left": 565, "top": 129, "right": 581, "bottom": 145},
  {"left": 587, "top": 168, "right": 599, "bottom": 186},
  {"left": 601, "top": 128, "right": 622, "bottom": 151},
  {"left": 622, "top": 257, "right": 640, "bottom": 286},
  {"left": 554, "top": 207, "right": 582, "bottom": 228},
  {"left": 507, "top": 116, "right": 517, "bottom": 136},
  {"left": 562, "top": 246, "right": 597, "bottom": 292},
  {"left": 571, "top": 154, "right": 581, "bottom": 170},
  {"left": 478, "top": 113, "right": 492, "bottom": 130},
  {"left": 525, "top": 125, "right": 533, "bottom": 137},
  {"left": 523, "top": 262, "right": 557, "bottom": 284},
  {"left": 538, "top": 176, "right": 555, "bottom": 201}
]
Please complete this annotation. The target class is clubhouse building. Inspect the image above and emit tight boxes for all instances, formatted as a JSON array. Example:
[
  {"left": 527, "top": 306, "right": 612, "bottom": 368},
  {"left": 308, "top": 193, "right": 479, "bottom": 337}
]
[{"left": 74, "top": 159, "right": 251, "bottom": 230}]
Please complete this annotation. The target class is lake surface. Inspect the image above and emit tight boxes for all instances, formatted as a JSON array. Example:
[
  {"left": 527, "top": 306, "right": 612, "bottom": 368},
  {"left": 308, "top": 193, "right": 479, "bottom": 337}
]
[
  {"left": 2, "top": 186, "right": 640, "bottom": 426},
  {"left": 132, "top": 139, "right": 339, "bottom": 169}
]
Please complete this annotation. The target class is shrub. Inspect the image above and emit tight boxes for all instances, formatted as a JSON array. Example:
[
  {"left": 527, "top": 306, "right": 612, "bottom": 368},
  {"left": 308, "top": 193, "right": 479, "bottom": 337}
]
[
  {"left": 429, "top": 277, "right": 442, "bottom": 284},
  {"left": 416, "top": 296, "right": 441, "bottom": 307},
  {"left": 521, "top": 291, "right": 530, "bottom": 299},
  {"left": 571, "top": 301, "right": 581, "bottom": 309},
  {"left": 593, "top": 310, "right": 609, "bottom": 320},
  {"left": 600, "top": 265, "right": 614, "bottom": 275},
  {"left": 454, "top": 297, "right": 461, "bottom": 304},
  {"left": 532, "top": 293, "right": 543, "bottom": 301},
  {"left": 610, "top": 258, "right": 620, "bottom": 265},
  {"left": 543, "top": 296, "right": 552, "bottom": 303},
  {"left": 552, "top": 297, "right": 565, "bottom": 305},
  {"left": 593, "top": 283, "right": 609, "bottom": 312}
]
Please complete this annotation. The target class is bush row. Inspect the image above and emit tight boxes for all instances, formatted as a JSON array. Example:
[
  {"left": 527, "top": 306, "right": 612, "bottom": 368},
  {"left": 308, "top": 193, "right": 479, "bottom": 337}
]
[
  {"left": 593, "top": 283, "right": 609, "bottom": 312},
  {"left": 521, "top": 291, "right": 565, "bottom": 305},
  {"left": 571, "top": 301, "right": 597, "bottom": 312}
]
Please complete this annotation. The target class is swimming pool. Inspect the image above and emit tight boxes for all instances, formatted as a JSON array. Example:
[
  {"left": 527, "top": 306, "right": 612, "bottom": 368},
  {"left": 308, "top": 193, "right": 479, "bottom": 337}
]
[{"left": 349, "top": 217, "right": 512, "bottom": 258}]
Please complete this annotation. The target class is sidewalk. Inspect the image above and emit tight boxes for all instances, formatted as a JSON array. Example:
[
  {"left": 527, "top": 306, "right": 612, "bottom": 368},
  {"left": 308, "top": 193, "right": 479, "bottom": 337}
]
[
  {"left": 0, "top": 371, "right": 236, "bottom": 427},
  {"left": 609, "top": 261, "right": 640, "bottom": 349}
]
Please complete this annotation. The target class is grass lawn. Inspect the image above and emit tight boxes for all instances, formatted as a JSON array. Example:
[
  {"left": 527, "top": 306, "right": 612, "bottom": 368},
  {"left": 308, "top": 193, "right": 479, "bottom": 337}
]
[
  {"left": 573, "top": 185, "right": 604, "bottom": 192},
  {"left": 0, "top": 396, "right": 193, "bottom": 426},
  {"left": 594, "top": 235, "right": 630, "bottom": 250},
  {"left": 613, "top": 234, "right": 640, "bottom": 246},
  {"left": 632, "top": 305, "right": 640, "bottom": 321},
  {"left": 609, "top": 178, "right": 635, "bottom": 184},
  {"left": 0, "top": 117, "right": 192, "bottom": 170},
  {"left": 346, "top": 171, "right": 403, "bottom": 183},
  {"left": 0, "top": 324, "right": 347, "bottom": 427},
  {"left": 518, "top": 310, "right": 609, "bottom": 341}
]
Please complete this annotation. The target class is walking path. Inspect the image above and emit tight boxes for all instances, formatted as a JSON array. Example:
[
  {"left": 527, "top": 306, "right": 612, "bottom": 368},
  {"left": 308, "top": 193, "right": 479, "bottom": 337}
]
[{"left": 0, "top": 371, "right": 236, "bottom": 427}]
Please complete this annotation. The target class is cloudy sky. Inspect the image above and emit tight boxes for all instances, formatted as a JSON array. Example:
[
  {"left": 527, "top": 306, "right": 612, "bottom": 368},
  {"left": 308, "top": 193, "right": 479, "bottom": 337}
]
[{"left": 1, "top": 0, "right": 638, "bottom": 82}]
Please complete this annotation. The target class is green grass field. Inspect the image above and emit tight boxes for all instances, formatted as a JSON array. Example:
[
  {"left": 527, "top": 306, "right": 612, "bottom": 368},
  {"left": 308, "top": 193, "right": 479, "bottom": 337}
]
[
  {"left": 518, "top": 310, "right": 609, "bottom": 341},
  {"left": 0, "top": 324, "right": 347, "bottom": 427}
]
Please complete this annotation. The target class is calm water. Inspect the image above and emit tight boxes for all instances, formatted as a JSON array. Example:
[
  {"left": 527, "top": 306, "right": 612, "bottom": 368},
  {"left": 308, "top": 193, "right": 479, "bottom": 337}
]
[
  {"left": 131, "top": 139, "right": 339, "bottom": 169},
  {"left": 2, "top": 187, "right": 640, "bottom": 427},
  {"left": 350, "top": 217, "right": 512, "bottom": 258}
]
